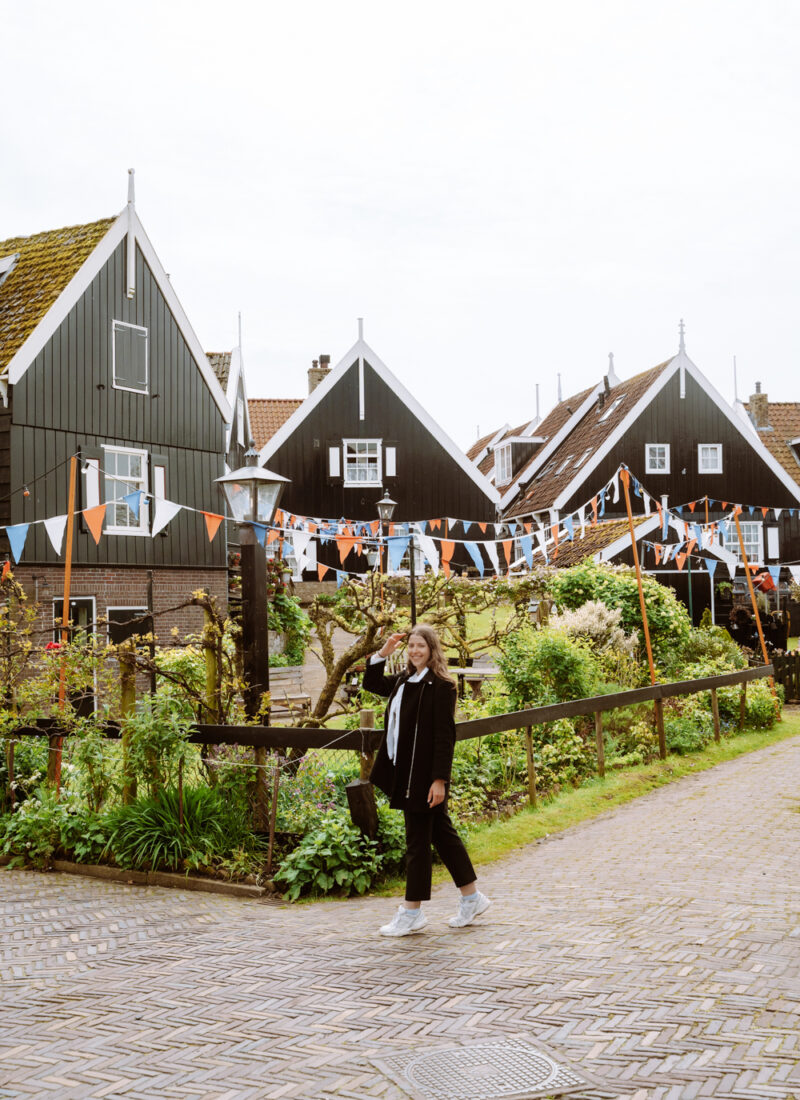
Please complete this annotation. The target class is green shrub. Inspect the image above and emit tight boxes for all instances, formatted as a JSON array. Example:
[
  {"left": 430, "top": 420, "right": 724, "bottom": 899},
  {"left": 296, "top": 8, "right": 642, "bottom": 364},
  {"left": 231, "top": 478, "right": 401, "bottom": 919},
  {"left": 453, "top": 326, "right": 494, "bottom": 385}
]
[
  {"left": 1, "top": 787, "right": 108, "bottom": 868},
  {"left": 0, "top": 735, "right": 49, "bottom": 811},
  {"left": 534, "top": 718, "right": 596, "bottom": 788},
  {"left": 663, "top": 714, "right": 711, "bottom": 755},
  {"left": 273, "top": 808, "right": 382, "bottom": 899},
  {"left": 497, "top": 625, "right": 600, "bottom": 709},
  {"left": 121, "top": 694, "right": 194, "bottom": 798},
  {"left": 744, "top": 680, "right": 781, "bottom": 728},
  {"left": 276, "top": 754, "right": 349, "bottom": 835}
]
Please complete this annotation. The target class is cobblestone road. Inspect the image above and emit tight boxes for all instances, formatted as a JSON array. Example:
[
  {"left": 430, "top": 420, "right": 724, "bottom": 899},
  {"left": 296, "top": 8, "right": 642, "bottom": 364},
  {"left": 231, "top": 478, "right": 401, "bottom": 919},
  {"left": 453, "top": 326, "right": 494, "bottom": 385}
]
[{"left": 2, "top": 735, "right": 800, "bottom": 1099}]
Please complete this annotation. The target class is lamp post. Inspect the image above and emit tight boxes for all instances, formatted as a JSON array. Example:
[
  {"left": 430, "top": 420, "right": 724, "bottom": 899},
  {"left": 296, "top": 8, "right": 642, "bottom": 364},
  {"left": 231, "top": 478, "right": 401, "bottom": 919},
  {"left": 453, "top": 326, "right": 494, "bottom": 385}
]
[
  {"left": 215, "top": 442, "right": 289, "bottom": 720},
  {"left": 376, "top": 491, "right": 417, "bottom": 625}
]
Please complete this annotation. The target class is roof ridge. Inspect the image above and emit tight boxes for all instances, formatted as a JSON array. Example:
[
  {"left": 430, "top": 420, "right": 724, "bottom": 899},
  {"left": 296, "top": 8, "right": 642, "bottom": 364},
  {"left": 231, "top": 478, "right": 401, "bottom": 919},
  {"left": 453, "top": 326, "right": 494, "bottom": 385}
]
[{"left": 0, "top": 216, "right": 117, "bottom": 253}]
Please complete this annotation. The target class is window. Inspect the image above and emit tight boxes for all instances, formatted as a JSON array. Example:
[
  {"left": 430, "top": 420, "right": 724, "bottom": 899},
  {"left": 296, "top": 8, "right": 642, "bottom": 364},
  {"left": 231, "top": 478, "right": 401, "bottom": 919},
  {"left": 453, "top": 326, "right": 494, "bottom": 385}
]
[
  {"left": 556, "top": 454, "right": 574, "bottom": 475},
  {"left": 53, "top": 597, "right": 96, "bottom": 642},
  {"left": 495, "top": 444, "right": 512, "bottom": 485},
  {"left": 343, "top": 439, "right": 382, "bottom": 485},
  {"left": 724, "top": 520, "right": 763, "bottom": 564},
  {"left": 112, "top": 320, "right": 148, "bottom": 394},
  {"left": 107, "top": 607, "right": 151, "bottom": 644},
  {"left": 103, "top": 446, "right": 149, "bottom": 534},
  {"left": 646, "top": 444, "right": 670, "bottom": 474},
  {"left": 574, "top": 447, "right": 593, "bottom": 469},
  {"left": 536, "top": 458, "right": 558, "bottom": 481},
  {"left": 698, "top": 444, "right": 722, "bottom": 474},
  {"left": 598, "top": 395, "right": 625, "bottom": 422}
]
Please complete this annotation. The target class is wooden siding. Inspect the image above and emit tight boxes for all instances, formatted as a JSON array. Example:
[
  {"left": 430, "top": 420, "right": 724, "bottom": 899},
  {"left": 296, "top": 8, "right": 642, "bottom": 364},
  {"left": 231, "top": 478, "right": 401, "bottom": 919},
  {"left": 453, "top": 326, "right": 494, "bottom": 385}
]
[
  {"left": 4, "top": 237, "right": 227, "bottom": 568},
  {"left": 268, "top": 359, "right": 496, "bottom": 524}
]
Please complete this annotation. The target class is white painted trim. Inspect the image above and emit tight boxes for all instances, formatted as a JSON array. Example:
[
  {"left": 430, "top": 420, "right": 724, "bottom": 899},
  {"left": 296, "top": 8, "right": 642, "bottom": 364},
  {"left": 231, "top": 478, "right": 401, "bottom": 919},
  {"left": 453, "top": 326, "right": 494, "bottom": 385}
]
[
  {"left": 469, "top": 424, "right": 508, "bottom": 467},
  {"left": 111, "top": 319, "right": 149, "bottom": 394},
  {"left": 697, "top": 443, "right": 723, "bottom": 474},
  {"left": 342, "top": 437, "right": 382, "bottom": 487},
  {"left": 500, "top": 383, "right": 604, "bottom": 510},
  {"left": 358, "top": 355, "right": 365, "bottom": 420},
  {"left": 259, "top": 338, "right": 500, "bottom": 504},
  {"left": 594, "top": 514, "right": 661, "bottom": 562},
  {"left": 645, "top": 442, "right": 671, "bottom": 475},
  {"left": 52, "top": 595, "right": 97, "bottom": 639}
]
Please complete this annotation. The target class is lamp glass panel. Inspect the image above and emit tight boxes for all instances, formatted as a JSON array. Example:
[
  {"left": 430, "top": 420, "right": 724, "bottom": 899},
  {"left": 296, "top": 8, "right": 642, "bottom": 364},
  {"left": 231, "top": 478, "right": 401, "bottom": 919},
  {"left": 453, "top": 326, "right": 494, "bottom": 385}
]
[
  {"left": 255, "top": 481, "right": 283, "bottom": 524},
  {"left": 222, "top": 480, "right": 253, "bottom": 523}
]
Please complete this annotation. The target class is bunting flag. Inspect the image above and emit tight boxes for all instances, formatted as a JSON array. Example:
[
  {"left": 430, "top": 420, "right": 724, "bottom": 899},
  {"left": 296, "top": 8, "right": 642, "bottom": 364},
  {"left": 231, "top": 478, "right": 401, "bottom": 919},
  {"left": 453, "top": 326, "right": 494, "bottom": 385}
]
[
  {"left": 478, "top": 522, "right": 487, "bottom": 534},
  {"left": 688, "top": 500, "right": 696, "bottom": 512},
  {"left": 484, "top": 540, "right": 500, "bottom": 575},
  {"left": 416, "top": 532, "right": 440, "bottom": 574},
  {"left": 462, "top": 521, "right": 472, "bottom": 536},
  {"left": 610, "top": 470, "right": 621, "bottom": 503},
  {"left": 563, "top": 515, "right": 575, "bottom": 541},
  {"left": 336, "top": 570, "right": 345, "bottom": 588},
  {"left": 6, "top": 523, "right": 29, "bottom": 563},
  {"left": 535, "top": 524, "right": 549, "bottom": 563},
  {"left": 577, "top": 506, "right": 586, "bottom": 537},
  {"left": 654, "top": 544, "right": 662, "bottom": 565},
  {"left": 774, "top": 508, "right": 782, "bottom": 520},
  {"left": 591, "top": 496, "right": 598, "bottom": 526},
  {"left": 267, "top": 527, "right": 281, "bottom": 545},
  {"left": 428, "top": 519, "right": 442, "bottom": 533},
  {"left": 252, "top": 523, "right": 267, "bottom": 548},
  {"left": 519, "top": 533, "right": 534, "bottom": 569},
  {"left": 290, "top": 530, "right": 314, "bottom": 563},
  {"left": 440, "top": 539, "right": 456, "bottom": 578},
  {"left": 789, "top": 565, "right": 800, "bottom": 585},
  {"left": 124, "top": 490, "right": 143, "bottom": 521},
  {"left": 336, "top": 528, "right": 357, "bottom": 564},
  {"left": 705, "top": 559, "right": 717, "bottom": 580},
  {"left": 598, "top": 488, "right": 606, "bottom": 517},
  {"left": 83, "top": 504, "right": 106, "bottom": 546},
  {"left": 202, "top": 511, "right": 224, "bottom": 543},
  {"left": 500, "top": 539, "right": 513, "bottom": 571},
  {"left": 643, "top": 490, "right": 652, "bottom": 517},
  {"left": 387, "top": 535, "right": 410, "bottom": 573},
  {"left": 464, "top": 541, "right": 485, "bottom": 576},
  {"left": 151, "top": 499, "right": 181, "bottom": 537},
  {"left": 317, "top": 563, "right": 329, "bottom": 581},
  {"left": 43, "top": 514, "right": 68, "bottom": 556},
  {"left": 768, "top": 565, "right": 781, "bottom": 588},
  {"left": 1, "top": 560, "right": 10, "bottom": 581},
  {"left": 676, "top": 552, "right": 686, "bottom": 571}
]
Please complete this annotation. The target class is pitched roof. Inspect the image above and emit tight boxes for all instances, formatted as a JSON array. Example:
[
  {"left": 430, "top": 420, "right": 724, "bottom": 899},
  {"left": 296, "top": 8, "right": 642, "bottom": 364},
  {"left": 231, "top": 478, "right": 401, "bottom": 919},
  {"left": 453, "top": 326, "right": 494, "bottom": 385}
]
[
  {"left": 207, "top": 351, "right": 232, "bottom": 388},
  {"left": 505, "top": 361, "right": 673, "bottom": 518},
  {"left": 466, "top": 427, "right": 501, "bottom": 462},
  {"left": 249, "top": 397, "right": 304, "bottom": 450},
  {"left": 516, "top": 515, "right": 656, "bottom": 569},
  {"left": 0, "top": 218, "right": 115, "bottom": 372},
  {"left": 743, "top": 400, "right": 800, "bottom": 484}
]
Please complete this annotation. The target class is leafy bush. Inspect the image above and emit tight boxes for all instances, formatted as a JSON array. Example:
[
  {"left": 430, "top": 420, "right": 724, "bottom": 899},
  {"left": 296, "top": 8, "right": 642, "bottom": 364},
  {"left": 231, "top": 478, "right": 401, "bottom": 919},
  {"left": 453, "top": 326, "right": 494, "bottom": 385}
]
[
  {"left": 663, "top": 714, "right": 711, "bottom": 755},
  {"left": 497, "top": 625, "right": 600, "bottom": 709},
  {"left": 0, "top": 735, "right": 49, "bottom": 811},
  {"left": 273, "top": 808, "right": 382, "bottom": 899},
  {"left": 743, "top": 679, "right": 781, "bottom": 728},
  {"left": 121, "top": 693, "right": 194, "bottom": 798},
  {"left": 534, "top": 718, "right": 596, "bottom": 789},
  {"left": 105, "top": 785, "right": 253, "bottom": 871},
  {"left": 1, "top": 787, "right": 108, "bottom": 868},
  {"left": 550, "top": 600, "right": 637, "bottom": 656},
  {"left": 276, "top": 754, "right": 349, "bottom": 835},
  {"left": 268, "top": 589, "right": 311, "bottom": 666}
]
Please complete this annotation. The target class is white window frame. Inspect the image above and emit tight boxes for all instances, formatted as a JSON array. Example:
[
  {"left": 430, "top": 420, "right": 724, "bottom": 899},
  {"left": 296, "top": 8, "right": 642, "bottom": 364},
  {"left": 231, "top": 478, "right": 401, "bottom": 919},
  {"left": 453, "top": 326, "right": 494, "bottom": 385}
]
[
  {"left": 645, "top": 443, "right": 670, "bottom": 474},
  {"left": 53, "top": 596, "right": 97, "bottom": 642},
  {"left": 598, "top": 395, "right": 625, "bottom": 422},
  {"left": 103, "top": 445, "right": 149, "bottom": 535},
  {"left": 724, "top": 519, "right": 763, "bottom": 565},
  {"left": 342, "top": 438, "right": 382, "bottom": 487},
  {"left": 112, "top": 320, "right": 149, "bottom": 394},
  {"left": 495, "top": 443, "right": 512, "bottom": 485},
  {"left": 698, "top": 443, "right": 723, "bottom": 474},
  {"left": 106, "top": 605, "right": 149, "bottom": 643}
]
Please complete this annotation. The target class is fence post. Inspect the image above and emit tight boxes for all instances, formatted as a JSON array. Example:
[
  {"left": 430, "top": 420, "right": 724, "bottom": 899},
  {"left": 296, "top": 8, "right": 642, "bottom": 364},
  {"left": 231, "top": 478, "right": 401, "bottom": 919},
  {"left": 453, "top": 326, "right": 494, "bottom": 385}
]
[
  {"left": 710, "top": 688, "right": 721, "bottom": 742},
  {"left": 177, "top": 755, "right": 184, "bottom": 834},
  {"left": 267, "top": 756, "right": 281, "bottom": 874},
  {"left": 524, "top": 726, "right": 537, "bottom": 808},
  {"left": 359, "top": 707, "right": 375, "bottom": 780},
  {"left": 202, "top": 600, "right": 220, "bottom": 724},
  {"left": 7, "top": 738, "right": 15, "bottom": 809},
  {"left": 119, "top": 641, "right": 137, "bottom": 805},
  {"left": 594, "top": 711, "right": 605, "bottom": 777},
  {"left": 654, "top": 697, "right": 666, "bottom": 759},
  {"left": 739, "top": 683, "right": 747, "bottom": 730}
]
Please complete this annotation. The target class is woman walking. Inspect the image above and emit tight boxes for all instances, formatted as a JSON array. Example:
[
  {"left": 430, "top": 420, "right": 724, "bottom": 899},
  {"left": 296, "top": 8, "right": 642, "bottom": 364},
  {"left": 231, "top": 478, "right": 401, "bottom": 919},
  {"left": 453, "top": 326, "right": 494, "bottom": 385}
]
[{"left": 364, "top": 624, "right": 491, "bottom": 937}]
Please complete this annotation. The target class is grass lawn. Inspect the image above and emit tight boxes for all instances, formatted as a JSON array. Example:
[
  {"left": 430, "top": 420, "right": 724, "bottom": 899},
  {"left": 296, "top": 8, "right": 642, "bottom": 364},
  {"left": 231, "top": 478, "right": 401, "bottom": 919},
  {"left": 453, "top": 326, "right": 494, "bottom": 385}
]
[{"left": 367, "top": 710, "right": 800, "bottom": 897}]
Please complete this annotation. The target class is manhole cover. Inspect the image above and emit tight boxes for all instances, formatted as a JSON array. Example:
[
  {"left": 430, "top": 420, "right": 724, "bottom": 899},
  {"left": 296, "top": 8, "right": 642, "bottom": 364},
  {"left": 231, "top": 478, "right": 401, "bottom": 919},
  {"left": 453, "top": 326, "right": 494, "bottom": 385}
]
[{"left": 370, "top": 1035, "right": 597, "bottom": 1099}]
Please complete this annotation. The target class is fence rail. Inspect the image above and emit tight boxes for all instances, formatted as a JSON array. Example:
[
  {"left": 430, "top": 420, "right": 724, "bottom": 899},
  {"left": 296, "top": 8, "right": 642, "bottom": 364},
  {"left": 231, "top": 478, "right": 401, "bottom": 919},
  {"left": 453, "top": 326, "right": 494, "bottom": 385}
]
[{"left": 772, "top": 654, "right": 800, "bottom": 702}]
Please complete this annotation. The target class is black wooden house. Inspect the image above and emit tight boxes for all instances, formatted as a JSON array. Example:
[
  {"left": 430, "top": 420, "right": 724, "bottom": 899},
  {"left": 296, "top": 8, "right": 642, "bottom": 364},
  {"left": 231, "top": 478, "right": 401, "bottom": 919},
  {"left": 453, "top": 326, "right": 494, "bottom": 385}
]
[
  {"left": 0, "top": 177, "right": 233, "bottom": 644},
  {"left": 257, "top": 332, "right": 499, "bottom": 578}
]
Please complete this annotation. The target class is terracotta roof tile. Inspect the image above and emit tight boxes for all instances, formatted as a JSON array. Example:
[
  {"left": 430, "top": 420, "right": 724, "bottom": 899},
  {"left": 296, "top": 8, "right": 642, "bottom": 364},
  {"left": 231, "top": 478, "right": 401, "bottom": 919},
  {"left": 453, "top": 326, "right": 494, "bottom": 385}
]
[
  {"left": 0, "top": 218, "right": 116, "bottom": 372},
  {"left": 506, "top": 360, "right": 674, "bottom": 518},
  {"left": 206, "top": 351, "right": 232, "bottom": 388},
  {"left": 744, "top": 400, "right": 800, "bottom": 484},
  {"left": 524, "top": 516, "right": 650, "bottom": 568},
  {"left": 248, "top": 397, "right": 304, "bottom": 450},
  {"left": 466, "top": 427, "right": 501, "bottom": 462}
]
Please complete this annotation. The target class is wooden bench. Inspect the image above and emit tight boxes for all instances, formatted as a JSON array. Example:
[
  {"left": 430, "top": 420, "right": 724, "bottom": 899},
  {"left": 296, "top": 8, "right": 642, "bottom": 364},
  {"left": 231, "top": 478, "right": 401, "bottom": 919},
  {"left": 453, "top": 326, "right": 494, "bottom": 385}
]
[{"left": 269, "top": 665, "right": 312, "bottom": 718}]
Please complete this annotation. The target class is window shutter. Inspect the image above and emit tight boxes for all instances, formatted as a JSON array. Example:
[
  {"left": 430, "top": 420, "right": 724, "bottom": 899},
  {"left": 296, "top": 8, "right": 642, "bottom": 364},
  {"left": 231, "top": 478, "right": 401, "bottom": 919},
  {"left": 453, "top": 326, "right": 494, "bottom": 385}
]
[
  {"left": 385, "top": 444, "right": 397, "bottom": 478},
  {"left": 151, "top": 453, "right": 167, "bottom": 535},
  {"left": 328, "top": 442, "right": 342, "bottom": 482},
  {"left": 79, "top": 446, "right": 103, "bottom": 534},
  {"left": 767, "top": 527, "right": 779, "bottom": 559}
]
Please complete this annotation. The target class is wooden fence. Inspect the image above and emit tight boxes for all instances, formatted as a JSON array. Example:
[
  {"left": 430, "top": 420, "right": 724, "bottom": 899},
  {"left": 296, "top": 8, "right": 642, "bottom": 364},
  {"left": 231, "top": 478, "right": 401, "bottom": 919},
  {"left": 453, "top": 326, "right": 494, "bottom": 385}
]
[{"left": 772, "top": 654, "right": 800, "bottom": 703}]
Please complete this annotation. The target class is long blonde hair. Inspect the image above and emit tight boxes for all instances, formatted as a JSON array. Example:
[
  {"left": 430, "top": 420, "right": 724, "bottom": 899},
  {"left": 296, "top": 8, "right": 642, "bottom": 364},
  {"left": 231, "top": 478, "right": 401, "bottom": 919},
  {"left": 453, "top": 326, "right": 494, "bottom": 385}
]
[{"left": 404, "top": 624, "right": 455, "bottom": 684}]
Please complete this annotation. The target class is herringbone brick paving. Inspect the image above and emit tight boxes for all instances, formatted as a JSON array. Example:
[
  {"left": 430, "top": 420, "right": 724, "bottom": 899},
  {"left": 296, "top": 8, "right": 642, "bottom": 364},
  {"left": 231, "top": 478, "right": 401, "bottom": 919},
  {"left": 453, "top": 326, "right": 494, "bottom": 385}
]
[{"left": 2, "top": 736, "right": 799, "bottom": 1099}]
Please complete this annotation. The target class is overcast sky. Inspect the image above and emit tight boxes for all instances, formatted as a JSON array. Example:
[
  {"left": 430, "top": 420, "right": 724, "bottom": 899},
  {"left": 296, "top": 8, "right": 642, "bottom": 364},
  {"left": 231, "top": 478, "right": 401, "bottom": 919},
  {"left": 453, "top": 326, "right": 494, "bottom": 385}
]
[{"left": 4, "top": 1, "right": 799, "bottom": 450}]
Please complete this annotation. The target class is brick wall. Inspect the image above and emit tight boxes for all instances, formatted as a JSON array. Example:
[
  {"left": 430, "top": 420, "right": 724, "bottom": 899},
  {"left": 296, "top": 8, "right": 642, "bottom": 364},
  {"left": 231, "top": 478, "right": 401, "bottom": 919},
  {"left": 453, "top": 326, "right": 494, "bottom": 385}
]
[{"left": 13, "top": 565, "right": 229, "bottom": 647}]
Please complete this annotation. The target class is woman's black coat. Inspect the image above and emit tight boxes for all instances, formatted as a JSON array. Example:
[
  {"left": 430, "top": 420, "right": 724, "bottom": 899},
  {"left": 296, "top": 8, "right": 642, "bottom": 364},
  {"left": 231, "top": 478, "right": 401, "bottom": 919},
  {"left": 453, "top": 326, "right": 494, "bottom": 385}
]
[{"left": 362, "top": 659, "right": 457, "bottom": 812}]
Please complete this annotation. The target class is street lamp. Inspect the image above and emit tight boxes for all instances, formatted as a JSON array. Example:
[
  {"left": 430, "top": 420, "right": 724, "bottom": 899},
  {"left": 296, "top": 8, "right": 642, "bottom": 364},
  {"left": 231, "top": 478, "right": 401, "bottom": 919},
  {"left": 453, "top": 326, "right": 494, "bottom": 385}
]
[
  {"left": 376, "top": 492, "right": 417, "bottom": 625},
  {"left": 216, "top": 441, "right": 290, "bottom": 720}
]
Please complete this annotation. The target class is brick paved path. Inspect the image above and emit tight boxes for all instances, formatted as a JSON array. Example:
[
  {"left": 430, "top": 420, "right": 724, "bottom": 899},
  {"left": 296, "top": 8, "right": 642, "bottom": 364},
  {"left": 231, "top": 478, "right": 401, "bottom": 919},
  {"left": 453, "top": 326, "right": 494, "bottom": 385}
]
[{"left": 2, "top": 735, "right": 800, "bottom": 1099}]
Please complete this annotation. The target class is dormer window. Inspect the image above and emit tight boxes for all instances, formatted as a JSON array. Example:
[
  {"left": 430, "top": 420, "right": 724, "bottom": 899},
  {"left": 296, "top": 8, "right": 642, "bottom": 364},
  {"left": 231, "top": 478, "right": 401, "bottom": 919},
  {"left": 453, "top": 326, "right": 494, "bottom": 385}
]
[
  {"left": 0, "top": 253, "right": 19, "bottom": 288},
  {"left": 598, "top": 395, "right": 625, "bottom": 422},
  {"left": 495, "top": 444, "right": 512, "bottom": 485},
  {"left": 112, "top": 320, "right": 148, "bottom": 394}
]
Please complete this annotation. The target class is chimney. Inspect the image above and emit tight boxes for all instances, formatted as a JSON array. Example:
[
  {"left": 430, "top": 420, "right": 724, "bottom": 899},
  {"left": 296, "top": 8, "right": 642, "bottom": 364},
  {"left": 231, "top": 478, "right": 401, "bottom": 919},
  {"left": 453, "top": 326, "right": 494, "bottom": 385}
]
[
  {"left": 749, "top": 381, "right": 769, "bottom": 429},
  {"left": 308, "top": 353, "right": 331, "bottom": 394}
]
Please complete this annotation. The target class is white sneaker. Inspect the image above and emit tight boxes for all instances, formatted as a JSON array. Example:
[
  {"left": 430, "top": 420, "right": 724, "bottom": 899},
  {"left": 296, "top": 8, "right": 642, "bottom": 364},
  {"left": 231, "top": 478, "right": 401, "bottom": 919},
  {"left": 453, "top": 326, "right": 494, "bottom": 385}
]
[
  {"left": 448, "top": 891, "right": 491, "bottom": 928},
  {"left": 379, "top": 905, "right": 428, "bottom": 937}
]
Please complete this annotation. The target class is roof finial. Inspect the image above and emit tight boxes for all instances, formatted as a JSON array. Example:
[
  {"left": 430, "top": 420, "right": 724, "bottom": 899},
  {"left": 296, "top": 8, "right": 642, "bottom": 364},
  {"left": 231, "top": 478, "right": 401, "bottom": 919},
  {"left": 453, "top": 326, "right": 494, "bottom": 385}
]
[
  {"left": 127, "top": 168, "right": 135, "bottom": 208},
  {"left": 678, "top": 317, "right": 686, "bottom": 353},
  {"left": 557, "top": 373, "right": 562, "bottom": 402},
  {"left": 126, "top": 169, "right": 136, "bottom": 299},
  {"left": 606, "top": 351, "right": 620, "bottom": 387},
  {"left": 357, "top": 317, "right": 364, "bottom": 341},
  {"left": 238, "top": 311, "right": 242, "bottom": 351}
]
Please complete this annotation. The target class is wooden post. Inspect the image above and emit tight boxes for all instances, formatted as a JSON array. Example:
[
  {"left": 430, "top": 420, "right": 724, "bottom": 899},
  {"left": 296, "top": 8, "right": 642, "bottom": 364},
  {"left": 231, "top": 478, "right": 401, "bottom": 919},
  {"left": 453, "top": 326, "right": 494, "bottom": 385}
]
[
  {"left": 202, "top": 599, "right": 219, "bottom": 724},
  {"left": 524, "top": 726, "right": 537, "bottom": 808},
  {"left": 359, "top": 707, "right": 375, "bottom": 780},
  {"left": 739, "top": 682, "right": 747, "bottom": 730},
  {"left": 267, "top": 758, "right": 280, "bottom": 873},
  {"left": 733, "top": 508, "right": 779, "bottom": 711},
  {"left": 119, "top": 641, "right": 137, "bottom": 804},
  {"left": 146, "top": 570, "right": 156, "bottom": 695},
  {"left": 7, "top": 738, "right": 15, "bottom": 809},
  {"left": 177, "top": 755, "right": 184, "bottom": 835},
  {"left": 594, "top": 711, "right": 605, "bottom": 777},
  {"left": 710, "top": 687, "right": 721, "bottom": 742},
  {"left": 620, "top": 467, "right": 666, "bottom": 759},
  {"left": 346, "top": 777, "right": 379, "bottom": 837},
  {"left": 49, "top": 454, "right": 78, "bottom": 787}
]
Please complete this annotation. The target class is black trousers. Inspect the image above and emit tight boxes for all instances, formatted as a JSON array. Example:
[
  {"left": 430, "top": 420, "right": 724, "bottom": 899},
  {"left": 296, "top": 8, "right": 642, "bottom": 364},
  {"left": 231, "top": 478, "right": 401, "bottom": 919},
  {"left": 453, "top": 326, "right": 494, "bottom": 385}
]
[{"left": 404, "top": 809, "right": 476, "bottom": 902}]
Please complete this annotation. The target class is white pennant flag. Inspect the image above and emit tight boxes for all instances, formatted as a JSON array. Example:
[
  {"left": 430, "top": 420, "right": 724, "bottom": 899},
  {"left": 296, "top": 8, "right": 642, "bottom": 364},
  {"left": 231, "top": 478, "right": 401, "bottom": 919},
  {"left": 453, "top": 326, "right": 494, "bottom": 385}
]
[
  {"left": 416, "top": 532, "right": 439, "bottom": 574},
  {"left": 610, "top": 470, "right": 621, "bottom": 503},
  {"left": 578, "top": 505, "right": 586, "bottom": 538},
  {"left": 151, "top": 499, "right": 182, "bottom": 536},
  {"left": 43, "top": 514, "right": 68, "bottom": 556},
  {"left": 484, "top": 540, "right": 500, "bottom": 575},
  {"left": 643, "top": 490, "right": 652, "bottom": 517},
  {"left": 493, "top": 523, "right": 504, "bottom": 538},
  {"left": 290, "top": 530, "right": 313, "bottom": 561},
  {"left": 727, "top": 561, "right": 738, "bottom": 580},
  {"left": 774, "top": 508, "right": 782, "bottom": 520},
  {"left": 789, "top": 565, "right": 800, "bottom": 584}
]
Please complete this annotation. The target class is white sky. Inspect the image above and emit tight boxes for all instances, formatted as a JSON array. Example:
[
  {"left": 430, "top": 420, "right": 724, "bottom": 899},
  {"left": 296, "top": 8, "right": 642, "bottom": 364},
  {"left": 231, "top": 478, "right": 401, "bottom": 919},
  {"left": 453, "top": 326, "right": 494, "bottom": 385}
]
[{"left": 4, "top": 1, "right": 799, "bottom": 450}]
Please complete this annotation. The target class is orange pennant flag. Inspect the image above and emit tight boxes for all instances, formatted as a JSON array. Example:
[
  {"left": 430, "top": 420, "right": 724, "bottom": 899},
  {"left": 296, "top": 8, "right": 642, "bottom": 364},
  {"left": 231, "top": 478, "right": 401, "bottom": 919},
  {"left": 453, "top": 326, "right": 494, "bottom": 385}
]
[
  {"left": 317, "top": 563, "right": 329, "bottom": 581},
  {"left": 501, "top": 539, "right": 512, "bottom": 568},
  {"left": 733, "top": 504, "right": 742, "bottom": 516},
  {"left": 688, "top": 500, "right": 696, "bottom": 512},
  {"left": 478, "top": 522, "right": 487, "bottom": 533},
  {"left": 440, "top": 539, "right": 455, "bottom": 579},
  {"left": 83, "top": 503, "right": 106, "bottom": 545},
  {"left": 523, "top": 521, "right": 532, "bottom": 533},
  {"left": 676, "top": 552, "right": 686, "bottom": 571},
  {"left": 307, "top": 522, "right": 318, "bottom": 534},
  {"left": 686, "top": 538, "right": 697, "bottom": 556},
  {"left": 267, "top": 528, "right": 281, "bottom": 545},
  {"left": 370, "top": 520, "right": 380, "bottom": 536},
  {"left": 1, "top": 560, "right": 10, "bottom": 581},
  {"left": 761, "top": 507, "right": 769, "bottom": 518},
  {"left": 274, "top": 509, "right": 284, "bottom": 527},
  {"left": 721, "top": 502, "right": 728, "bottom": 511},
  {"left": 654, "top": 545, "right": 663, "bottom": 565},
  {"left": 429, "top": 519, "right": 442, "bottom": 533},
  {"left": 550, "top": 524, "right": 559, "bottom": 550},
  {"left": 591, "top": 497, "right": 598, "bottom": 526},
  {"left": 202, "top": 511, "right": 224, "bottom": 542},
  {"left": 336, "top": 534, "right": 357, "bottom": 564}
]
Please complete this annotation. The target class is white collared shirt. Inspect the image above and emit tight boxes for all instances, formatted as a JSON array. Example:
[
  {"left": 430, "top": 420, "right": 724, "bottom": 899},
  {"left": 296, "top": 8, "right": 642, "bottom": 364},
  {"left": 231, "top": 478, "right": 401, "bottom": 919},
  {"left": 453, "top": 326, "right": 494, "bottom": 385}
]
[{"left": 370, "top": 655, "right": 426, "bottom": 763}]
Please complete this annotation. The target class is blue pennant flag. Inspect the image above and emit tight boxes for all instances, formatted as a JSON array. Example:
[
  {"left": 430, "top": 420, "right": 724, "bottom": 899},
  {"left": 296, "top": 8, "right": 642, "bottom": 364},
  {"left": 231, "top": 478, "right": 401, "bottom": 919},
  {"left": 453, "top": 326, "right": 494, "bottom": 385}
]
[
  {"left": 662, "top": 509, "right": 669, "bottom": 541},
  {"left": 464, "top": 541, "right": 485, "bottom": 576},
  {"left": 707, "top": 499, "right": 715, "bottom": 508},
  {"left": 519, "top": 533, "right": 534, "bottom": 569},
  {"left": 634, "top": 479, "right": 642, "bottom": 498},
  {"left": 124, "top": 490, "right": 143, "bottom": 520},
  {"left": 563, "top": 515, "right": 575, "bottom": 542},
  {"left": 6, "top": 523, "right": 29, "bottom": 563},
  {"left": 387, "top": 535, "right": 410, "bottom": 573},
  {"left": 692, "top": 523, "right": 704, "bottom": 547},
  {"left": 251, "top": 523, "right": 267, "bottom": 548},
  {"left": 705, "top": 559, "right": 718, "bottom": 580},
  {"left": 507, "top": 520, "right": 518, "bottom": 535},
  {"left": 675, "top": 505, "right": 683, "bottom": 515},
  {"left": 336, "top": 570, "right": 345, "bottom": 589},
  {"left": 462, "top": 521, "right": 472, "bottom": 536},
  {"left": 748, "top": 505, "right": 756, "bottom": 515},
  {"left": 768, "top": 565, "right": 781, "bottom": 587}
]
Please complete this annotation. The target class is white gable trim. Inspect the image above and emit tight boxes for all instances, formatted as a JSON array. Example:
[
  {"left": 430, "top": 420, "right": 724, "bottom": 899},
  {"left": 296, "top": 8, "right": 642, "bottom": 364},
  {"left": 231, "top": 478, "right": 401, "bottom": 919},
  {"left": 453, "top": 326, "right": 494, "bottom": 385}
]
[
  {"left": 499, "top": 383, "right": 603, "bottom": 510},
  {"left": 470, "top": 424, "right": 509, "bottom": 467},
  {"left": 259, "top": 337, "right": 500, "bottom": 504},
  {"left": 553, "top": 352, "right": 800, "bottom": 509},
  {"left": 6, "top": 210, "right": 231, "bottom": 422}
]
